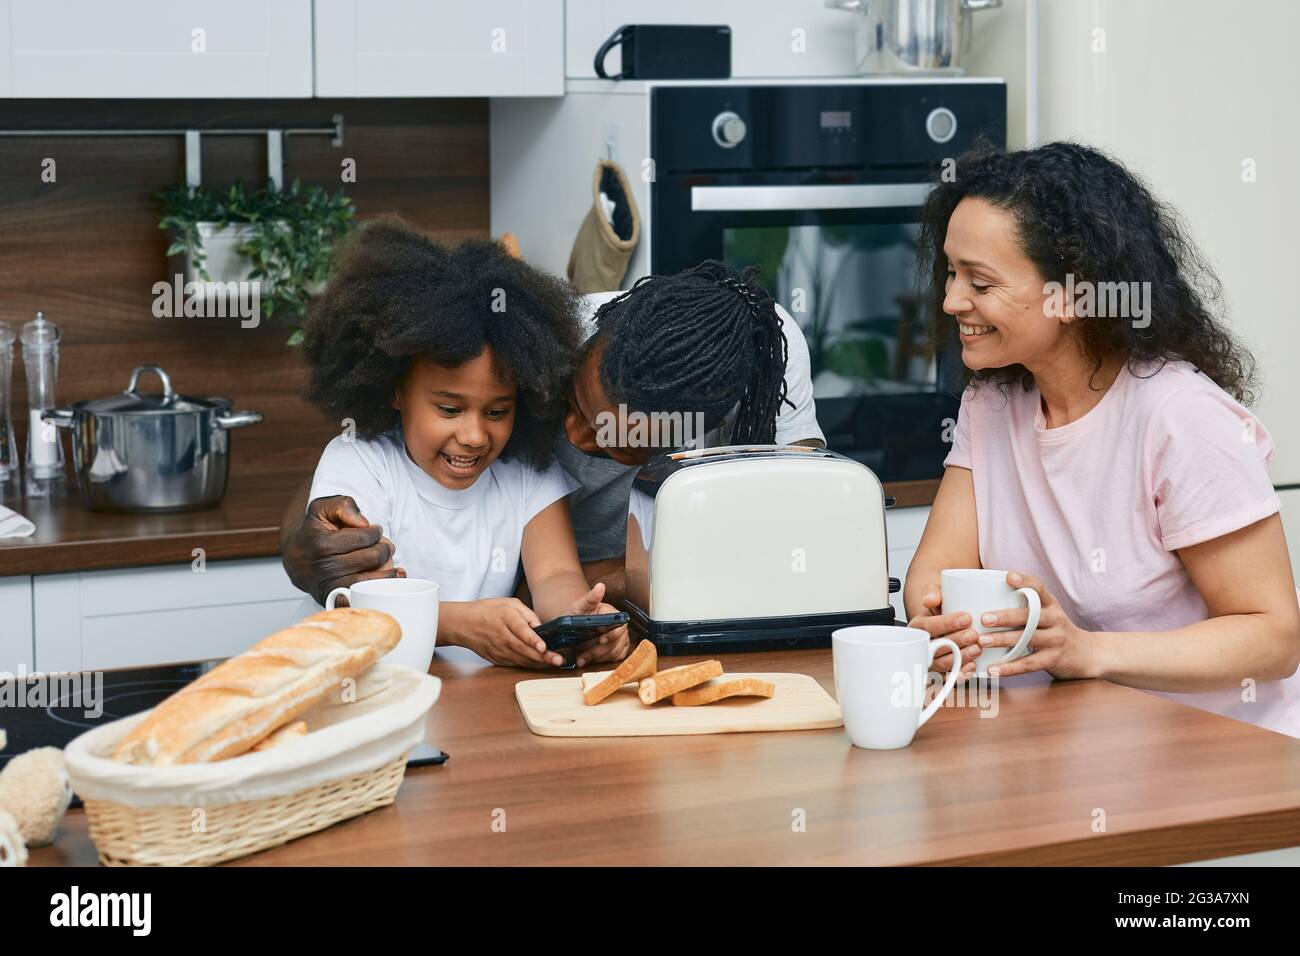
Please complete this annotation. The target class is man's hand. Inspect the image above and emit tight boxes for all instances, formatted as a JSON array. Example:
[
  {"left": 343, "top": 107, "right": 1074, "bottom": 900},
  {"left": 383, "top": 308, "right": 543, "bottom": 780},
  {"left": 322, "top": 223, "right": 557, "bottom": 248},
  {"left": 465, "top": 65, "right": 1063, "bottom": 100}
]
[{"left": 282, "top": 494, "right": 404, "bottom": 605}]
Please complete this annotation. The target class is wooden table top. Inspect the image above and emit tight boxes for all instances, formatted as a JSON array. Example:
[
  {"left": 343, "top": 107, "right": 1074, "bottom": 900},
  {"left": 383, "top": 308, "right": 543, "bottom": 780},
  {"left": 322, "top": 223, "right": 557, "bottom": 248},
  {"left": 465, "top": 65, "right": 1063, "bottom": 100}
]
[{"left": 30, "top": 647, "right": 1300, "bottom": 866}]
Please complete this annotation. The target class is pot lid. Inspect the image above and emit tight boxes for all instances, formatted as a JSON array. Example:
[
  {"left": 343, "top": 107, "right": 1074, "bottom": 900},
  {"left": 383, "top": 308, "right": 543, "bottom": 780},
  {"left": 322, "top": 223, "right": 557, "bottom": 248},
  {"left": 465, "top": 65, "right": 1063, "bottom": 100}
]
[{"left": 76, "top": 364, "right": 229, "bottom": 415}]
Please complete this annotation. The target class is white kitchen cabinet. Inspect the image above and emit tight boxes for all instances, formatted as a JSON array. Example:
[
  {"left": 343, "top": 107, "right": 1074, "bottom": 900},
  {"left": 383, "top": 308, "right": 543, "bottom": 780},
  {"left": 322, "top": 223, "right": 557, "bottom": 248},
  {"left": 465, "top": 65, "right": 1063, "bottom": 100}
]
[
  {"left": 314, "top": 0, "right": 564, "bottom": 97},
  {"left": 0, "top": 0, "right": 313, "bottom": 98},
  {"left": 885, "top": 505, "right": 930, "bottom": 621},
  {"left": 33, "top": 558, "right": 306, "bottom": 672},
  {"left": 0, "top": 575, "right": 34, "bottom": 672}
]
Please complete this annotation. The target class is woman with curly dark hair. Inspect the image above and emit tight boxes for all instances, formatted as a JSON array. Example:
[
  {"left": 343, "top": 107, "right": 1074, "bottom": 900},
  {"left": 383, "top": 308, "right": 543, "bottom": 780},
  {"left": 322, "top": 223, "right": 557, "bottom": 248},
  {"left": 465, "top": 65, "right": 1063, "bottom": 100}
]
[
  {"left": 903, "top": 143, "right": 1300, "bottom": 736},
  {"left": 302, "top": 217, "right": 628, "bottom": 669}
]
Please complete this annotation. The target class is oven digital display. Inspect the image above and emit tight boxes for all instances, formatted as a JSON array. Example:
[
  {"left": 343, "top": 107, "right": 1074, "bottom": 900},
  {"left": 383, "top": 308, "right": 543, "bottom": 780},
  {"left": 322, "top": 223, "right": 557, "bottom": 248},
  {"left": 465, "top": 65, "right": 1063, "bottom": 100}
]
[{"left": 820, "top": 110, "right": 852, "bottom": 130}]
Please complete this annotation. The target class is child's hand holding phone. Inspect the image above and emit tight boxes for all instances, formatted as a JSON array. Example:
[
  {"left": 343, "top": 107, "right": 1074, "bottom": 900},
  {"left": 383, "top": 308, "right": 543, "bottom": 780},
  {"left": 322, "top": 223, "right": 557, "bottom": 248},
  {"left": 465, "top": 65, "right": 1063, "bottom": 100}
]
[
  {"left": 442, "top": 598, "right": 566, "bottom": 668},
  {"left": 563, "top": 583, "right": 631, "bottom": 668}
]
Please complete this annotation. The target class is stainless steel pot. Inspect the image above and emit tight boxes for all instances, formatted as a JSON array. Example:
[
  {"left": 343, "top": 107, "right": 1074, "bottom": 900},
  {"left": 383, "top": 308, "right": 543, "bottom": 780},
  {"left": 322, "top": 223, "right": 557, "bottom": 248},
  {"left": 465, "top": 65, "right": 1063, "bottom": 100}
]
[
  {"left": 825, "top": 0, "right": 1002, "bottom": 75},
  {"left": 44, "top": 364, "right": 263, "bottom": 513}
]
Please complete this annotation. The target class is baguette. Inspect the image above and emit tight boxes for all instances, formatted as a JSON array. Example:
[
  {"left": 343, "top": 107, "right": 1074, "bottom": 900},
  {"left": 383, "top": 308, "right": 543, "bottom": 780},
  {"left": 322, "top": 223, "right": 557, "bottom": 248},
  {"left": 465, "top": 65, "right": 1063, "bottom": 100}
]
[
  {"left": 582, "top": 639, "right": 657, "bottom": 706},
  {"left": 112, "top": 608, "right": 400, "bottom": 766},
  {"left": 251, "top": 720, "right": 308, "bottom": 751},
  {"left": 671, "top": 677, "right": 775, "bottom": 707},
  {"left": 638, "top": 660, "right": 723, "bottom": 705}
]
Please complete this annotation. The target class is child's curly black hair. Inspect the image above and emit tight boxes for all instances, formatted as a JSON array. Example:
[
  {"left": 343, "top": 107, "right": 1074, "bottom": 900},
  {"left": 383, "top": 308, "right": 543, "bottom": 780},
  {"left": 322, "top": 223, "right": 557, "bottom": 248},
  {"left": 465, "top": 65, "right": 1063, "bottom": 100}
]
[{"left": 301, "top": 217, "right": 584, "bottom": 467}]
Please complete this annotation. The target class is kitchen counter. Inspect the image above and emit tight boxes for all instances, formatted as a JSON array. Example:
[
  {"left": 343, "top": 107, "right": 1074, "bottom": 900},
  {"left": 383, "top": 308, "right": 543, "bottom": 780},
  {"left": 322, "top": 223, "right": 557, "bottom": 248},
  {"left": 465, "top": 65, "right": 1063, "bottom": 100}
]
[
  {"left": 0, "top": 474, "right": 940, "bottom": 577},
  {"left": 0, "top": 471, "right": 308, "bottom": 576},
  {"left": 30, "top": 648, "right": 1300, "bottom": 866}
]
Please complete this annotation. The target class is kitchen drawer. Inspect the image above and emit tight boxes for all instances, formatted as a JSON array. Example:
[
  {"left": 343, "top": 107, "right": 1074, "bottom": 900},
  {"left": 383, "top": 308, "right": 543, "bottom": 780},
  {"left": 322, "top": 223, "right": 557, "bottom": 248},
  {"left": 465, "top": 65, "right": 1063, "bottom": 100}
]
[
  {"left": 78, "top": 601, "right": 304, "bottom": 672},
  {"left": 886, "top": 506, "right": 930, "bottom": 552},
  {"left": 885, "top": 506, "right": 930, "bottom": 621},
  {"left": 34, "top": 558, "right": 305, "bottom": 672},
  {"left": 78, "top": 558, "right": 301, "bottom": 616},
  {"left": 888, "top": 548, "right": 917, "bottom": 622},
  {"left": 0, "top": 575, "right": 33, "bottom": 671}
]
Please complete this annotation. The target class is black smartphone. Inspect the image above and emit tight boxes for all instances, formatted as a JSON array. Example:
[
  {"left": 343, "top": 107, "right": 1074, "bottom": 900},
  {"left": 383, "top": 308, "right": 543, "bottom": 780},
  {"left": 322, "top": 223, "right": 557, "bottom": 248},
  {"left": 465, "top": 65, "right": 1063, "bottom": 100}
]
[
  {"left": 534, "top": 612, "right": 630, "bottom": 665},
  {"left": 406, "top": 742, "right": 449, "bottom": 767}
]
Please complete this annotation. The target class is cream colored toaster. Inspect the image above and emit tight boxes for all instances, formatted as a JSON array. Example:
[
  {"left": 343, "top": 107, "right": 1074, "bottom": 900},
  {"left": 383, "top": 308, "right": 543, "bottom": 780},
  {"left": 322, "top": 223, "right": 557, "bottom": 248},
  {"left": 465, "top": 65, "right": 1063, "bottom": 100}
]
[{"left": 624, "top": 445, "right": 897, "bottom": 655}]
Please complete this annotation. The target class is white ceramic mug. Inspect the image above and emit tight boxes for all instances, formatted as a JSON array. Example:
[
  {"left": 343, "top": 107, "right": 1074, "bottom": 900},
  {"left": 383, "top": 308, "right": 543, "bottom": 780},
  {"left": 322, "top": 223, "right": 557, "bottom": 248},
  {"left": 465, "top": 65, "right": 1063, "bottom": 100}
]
[
  {"left": 832, "top": 625, "right": 962, "bottom": 750},
  {"left": 940, "top": 569, "right": 1041, "bottom": 676},
  {"left": 325, "top": 578, "right": 440, "bottom": 674}
]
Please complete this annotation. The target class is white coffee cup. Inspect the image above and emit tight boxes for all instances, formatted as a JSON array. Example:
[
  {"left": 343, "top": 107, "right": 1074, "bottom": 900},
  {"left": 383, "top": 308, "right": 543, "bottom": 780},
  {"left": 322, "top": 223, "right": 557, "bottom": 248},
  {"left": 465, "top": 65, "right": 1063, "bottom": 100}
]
[
  {"left": 325, "top": 578, "right": 440, "bottom": 674},
  {"left": 940, "top": 569, "right": 1041, "bottom": 676},
  {"left": 831, "top": 625, "right": 962, "bottom": 750}
]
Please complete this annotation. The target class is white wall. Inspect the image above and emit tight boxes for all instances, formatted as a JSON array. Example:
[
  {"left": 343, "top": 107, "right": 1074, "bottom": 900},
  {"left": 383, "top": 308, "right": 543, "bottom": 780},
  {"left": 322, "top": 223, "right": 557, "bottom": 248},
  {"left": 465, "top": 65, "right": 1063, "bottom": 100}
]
[
  {"left": 1036, "top": 0, "right": 1300, "bottom": 480},
  {"left": 1037, "top": 0, "right": 1300, "bottom": 573},
  {"left": 963, "top": 0, "right": 1031, "bottom": 148}
]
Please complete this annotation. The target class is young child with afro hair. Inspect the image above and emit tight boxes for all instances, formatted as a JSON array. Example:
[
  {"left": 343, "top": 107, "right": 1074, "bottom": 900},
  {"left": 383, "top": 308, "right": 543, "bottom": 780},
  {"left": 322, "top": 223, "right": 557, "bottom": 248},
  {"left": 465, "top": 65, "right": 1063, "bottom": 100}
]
[{"left": 302, "top": 217, "right": 629, "bottom": 668}]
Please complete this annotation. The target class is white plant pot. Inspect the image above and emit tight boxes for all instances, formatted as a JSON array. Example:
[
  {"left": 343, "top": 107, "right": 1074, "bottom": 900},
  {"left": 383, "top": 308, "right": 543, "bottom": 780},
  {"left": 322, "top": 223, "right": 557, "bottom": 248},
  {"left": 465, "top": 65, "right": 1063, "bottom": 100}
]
[
  {"left": 184, "top": 222, "right": 265, "bottom": 286},
  {"left": 167, "top": 221, "right": 327, "bottom": 325}
]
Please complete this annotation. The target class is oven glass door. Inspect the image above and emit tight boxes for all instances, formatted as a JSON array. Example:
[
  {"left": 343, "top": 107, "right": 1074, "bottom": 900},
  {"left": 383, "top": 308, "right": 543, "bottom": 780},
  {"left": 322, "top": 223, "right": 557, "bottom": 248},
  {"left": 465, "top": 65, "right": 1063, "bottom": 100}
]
[{"left": 659, "top": 179, "right": 958, "bottom": 481}]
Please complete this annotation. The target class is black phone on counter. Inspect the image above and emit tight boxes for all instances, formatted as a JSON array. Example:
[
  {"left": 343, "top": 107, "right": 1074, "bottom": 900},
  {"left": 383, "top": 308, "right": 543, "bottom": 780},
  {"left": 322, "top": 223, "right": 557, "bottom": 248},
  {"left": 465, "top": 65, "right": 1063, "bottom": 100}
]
[{"left": 534, "top": 612, "right": 629, "bottom": 667}]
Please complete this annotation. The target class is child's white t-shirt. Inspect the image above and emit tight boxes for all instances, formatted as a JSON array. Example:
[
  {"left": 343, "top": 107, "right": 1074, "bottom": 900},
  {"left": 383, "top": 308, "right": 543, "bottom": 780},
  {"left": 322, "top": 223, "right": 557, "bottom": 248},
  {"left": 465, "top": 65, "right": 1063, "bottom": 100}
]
[{"left": 309, "top": 432, "right": 579, "bottom": 601}]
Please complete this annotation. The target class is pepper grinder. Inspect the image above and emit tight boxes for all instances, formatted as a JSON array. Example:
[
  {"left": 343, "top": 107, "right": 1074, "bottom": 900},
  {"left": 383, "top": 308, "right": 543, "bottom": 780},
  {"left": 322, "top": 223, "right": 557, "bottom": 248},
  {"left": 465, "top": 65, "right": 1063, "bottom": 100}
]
[
  {"left": 0, "top": 322, "right": 17, "bottom": 492},
  {"left": 21, "top": 311, "right": 66, "bottom": 498}
]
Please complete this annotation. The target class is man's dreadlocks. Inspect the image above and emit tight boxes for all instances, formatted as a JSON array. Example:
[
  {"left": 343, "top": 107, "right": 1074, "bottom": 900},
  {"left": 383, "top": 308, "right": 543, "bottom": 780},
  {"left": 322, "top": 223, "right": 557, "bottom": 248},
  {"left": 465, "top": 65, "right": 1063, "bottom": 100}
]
[{"left": 590, "top": 260, "right": 792, "bottom": 444}]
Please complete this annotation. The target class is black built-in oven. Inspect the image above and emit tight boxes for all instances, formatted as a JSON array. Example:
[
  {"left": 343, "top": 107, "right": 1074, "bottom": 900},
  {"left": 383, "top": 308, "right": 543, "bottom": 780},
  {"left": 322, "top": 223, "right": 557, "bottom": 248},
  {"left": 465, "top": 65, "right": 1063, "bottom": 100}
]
[{"left": 650, "top": 81, "right": 1007, "bottom": 482}]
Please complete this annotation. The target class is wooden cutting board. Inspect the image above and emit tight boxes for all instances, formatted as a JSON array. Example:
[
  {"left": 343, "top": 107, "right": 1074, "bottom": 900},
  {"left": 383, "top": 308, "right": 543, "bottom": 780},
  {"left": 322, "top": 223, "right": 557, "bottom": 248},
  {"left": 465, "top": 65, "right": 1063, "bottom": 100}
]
[{"left": 515, "top": 672, "right": 843, "bottom": 737}]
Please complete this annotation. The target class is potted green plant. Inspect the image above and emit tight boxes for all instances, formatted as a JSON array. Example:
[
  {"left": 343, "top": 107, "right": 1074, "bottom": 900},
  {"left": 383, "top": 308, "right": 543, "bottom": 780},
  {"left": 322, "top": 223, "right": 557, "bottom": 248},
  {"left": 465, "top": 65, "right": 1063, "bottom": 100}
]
[{"left": 157, "top": 180, "right": 354, "bottom": 341}]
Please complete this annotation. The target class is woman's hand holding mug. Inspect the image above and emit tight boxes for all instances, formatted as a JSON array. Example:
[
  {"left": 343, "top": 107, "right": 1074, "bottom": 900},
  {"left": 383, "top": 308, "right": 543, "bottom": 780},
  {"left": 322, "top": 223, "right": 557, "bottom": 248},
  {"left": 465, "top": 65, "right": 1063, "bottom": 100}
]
[{"left": 974, "top": 572, "right": 1100, "bottom": 679}]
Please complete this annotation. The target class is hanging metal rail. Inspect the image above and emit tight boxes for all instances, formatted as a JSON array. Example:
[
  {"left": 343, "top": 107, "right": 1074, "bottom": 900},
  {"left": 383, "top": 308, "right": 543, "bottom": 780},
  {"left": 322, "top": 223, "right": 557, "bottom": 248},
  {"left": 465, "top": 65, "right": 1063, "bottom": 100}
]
[{"left": 0, "top": 114, "right": 344, "bottom": 189}]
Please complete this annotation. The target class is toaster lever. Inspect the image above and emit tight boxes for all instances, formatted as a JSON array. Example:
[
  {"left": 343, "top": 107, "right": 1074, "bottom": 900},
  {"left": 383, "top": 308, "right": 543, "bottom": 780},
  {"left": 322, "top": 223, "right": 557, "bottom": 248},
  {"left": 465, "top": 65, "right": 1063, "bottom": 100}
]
[{"left": 889, "top": 577, "right": 901, "bottom": 593}]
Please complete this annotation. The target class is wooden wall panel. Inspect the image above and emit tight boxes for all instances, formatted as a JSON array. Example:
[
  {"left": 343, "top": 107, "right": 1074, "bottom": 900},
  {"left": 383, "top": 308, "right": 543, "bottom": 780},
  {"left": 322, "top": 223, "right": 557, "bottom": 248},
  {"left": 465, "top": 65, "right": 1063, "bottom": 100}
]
[{"left": 0, "top": 99, "right": 489, "bottom": 480}]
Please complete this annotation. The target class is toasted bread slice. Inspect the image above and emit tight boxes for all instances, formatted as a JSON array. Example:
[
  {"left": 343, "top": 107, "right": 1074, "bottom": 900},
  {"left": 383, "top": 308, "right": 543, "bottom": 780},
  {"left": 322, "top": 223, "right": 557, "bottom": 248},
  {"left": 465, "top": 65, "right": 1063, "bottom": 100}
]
[
  {"left": 638, "top": 659, "right": 723, "bottom": 705},
  {"left": 580, "top": 672, "right": 638, "bottom": 695},
  {"left": 671, "top": 677, "right": 776, "bottom": 707},
  {"left": 582, "top": 639, "right": 658, "bottom": 705}
]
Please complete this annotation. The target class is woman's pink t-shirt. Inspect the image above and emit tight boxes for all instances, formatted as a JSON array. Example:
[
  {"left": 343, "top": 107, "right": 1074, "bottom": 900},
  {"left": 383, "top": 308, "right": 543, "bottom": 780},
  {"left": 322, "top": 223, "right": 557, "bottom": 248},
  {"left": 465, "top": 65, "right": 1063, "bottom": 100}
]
[{"left": 944, "top": 359, "right": 1300, "bottom": 737}]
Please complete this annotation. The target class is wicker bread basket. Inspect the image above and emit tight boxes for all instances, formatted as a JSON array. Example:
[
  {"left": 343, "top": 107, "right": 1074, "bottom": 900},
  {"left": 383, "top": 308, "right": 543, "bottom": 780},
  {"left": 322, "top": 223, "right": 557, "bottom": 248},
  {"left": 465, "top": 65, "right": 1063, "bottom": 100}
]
[{"left": 64, "top": 663, "right": 441, "bottom": 866}]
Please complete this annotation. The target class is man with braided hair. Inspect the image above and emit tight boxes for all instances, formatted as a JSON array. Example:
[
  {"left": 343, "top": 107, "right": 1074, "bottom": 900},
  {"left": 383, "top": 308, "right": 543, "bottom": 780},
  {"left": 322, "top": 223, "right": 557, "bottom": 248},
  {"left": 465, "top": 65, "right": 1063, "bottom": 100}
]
[
  {"left": 558, "top": 260, "right": 824, "bottom": 600},
  {"left": 281, "top": 258, "right": 823, "bottom": 619}
]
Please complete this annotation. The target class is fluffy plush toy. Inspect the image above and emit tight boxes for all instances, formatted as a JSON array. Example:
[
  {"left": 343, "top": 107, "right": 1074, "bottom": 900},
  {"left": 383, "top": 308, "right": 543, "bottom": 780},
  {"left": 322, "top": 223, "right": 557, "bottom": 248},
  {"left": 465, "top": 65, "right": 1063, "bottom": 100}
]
[
  {"left": 0, "top": 808, "right": 25, "bottom": 867},
  {"left": 0, "top": 729, "right": 73, "bottom": 866}
]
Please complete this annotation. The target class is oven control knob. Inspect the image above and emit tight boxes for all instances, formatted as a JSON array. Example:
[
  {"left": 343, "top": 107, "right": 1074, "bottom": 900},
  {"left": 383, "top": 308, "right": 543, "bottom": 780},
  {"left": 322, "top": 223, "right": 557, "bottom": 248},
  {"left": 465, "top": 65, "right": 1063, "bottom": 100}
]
[
  {"left": 711, "top": 111, "right": 747, "bottom": 148},
  {"left": 926, "top": 107, "right": 958, "bottom": 144}
]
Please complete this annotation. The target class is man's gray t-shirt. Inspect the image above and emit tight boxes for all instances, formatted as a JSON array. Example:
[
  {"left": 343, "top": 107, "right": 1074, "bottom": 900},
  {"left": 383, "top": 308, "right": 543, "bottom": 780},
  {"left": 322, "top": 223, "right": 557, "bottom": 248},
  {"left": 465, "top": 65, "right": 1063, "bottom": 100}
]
[
  {"left": 555, "top": 440, "right": 644, "bottom": 562},
  {"left": 559, "top": 292, "right": 825, "bottom": 562}
]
